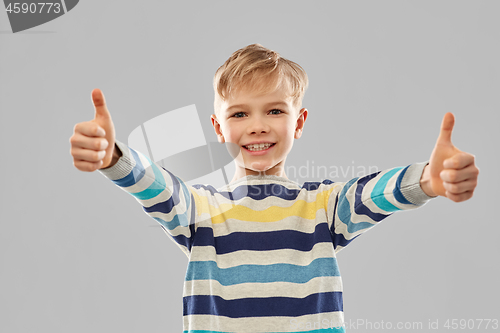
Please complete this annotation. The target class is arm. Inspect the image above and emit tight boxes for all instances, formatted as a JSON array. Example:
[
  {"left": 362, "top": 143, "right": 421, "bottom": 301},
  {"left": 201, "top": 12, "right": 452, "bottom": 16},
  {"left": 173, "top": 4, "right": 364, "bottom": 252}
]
[
  {"left": 328, "top": 113, "right": 479, "bottom": 252},
  {"left": 327, "top": 161, "right": 436, "bottom": 253},
  {"left": 98, "top": 140, "right": 198, "bottom": 257},
  {"left": 71, "top": 89, "right": 198, "bottom": 256}
]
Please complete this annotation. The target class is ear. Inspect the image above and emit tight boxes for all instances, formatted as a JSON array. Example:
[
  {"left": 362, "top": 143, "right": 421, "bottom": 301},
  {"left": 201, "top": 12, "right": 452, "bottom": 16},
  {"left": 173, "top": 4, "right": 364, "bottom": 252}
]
[
  {"left": 294, "top": 108, "right": 308, "bottom": 139},
  {"left": 211, "top": 114, "right": 225, "bottom": 143}
]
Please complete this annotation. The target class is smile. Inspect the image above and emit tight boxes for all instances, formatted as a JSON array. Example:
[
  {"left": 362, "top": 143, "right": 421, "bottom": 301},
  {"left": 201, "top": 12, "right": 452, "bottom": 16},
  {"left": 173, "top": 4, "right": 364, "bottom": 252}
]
[{"left": 243, "top": 143, "right": 276, "bottom": 154}]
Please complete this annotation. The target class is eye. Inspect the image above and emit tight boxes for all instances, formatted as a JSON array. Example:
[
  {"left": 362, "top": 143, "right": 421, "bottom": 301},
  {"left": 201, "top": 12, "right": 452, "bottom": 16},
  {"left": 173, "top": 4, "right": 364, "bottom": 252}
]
[
  {"left": 269, "top": 109, "right": 283, "bottom": 115},
  {"left": 231, "top": 112, "right": 246, "bottom": 118}
]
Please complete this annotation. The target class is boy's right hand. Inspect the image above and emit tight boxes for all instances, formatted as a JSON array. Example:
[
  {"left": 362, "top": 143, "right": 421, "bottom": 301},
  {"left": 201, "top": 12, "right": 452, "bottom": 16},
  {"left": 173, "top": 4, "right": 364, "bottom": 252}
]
[{"left": 70, "top": 89, "right": 117, "bottom": 172}]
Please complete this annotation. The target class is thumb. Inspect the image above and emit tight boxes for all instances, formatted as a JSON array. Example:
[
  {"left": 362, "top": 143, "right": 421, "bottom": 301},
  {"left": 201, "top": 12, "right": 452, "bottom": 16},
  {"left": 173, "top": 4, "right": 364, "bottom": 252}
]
[
  {"left": 91, "top": 88, "right": 112, "bottom": 121},
  {"left": 90, "top": 89, "right": 116, "bottom": 169},
  {"left": 436, "top": 112, "right": 455, "bottom": 146}
]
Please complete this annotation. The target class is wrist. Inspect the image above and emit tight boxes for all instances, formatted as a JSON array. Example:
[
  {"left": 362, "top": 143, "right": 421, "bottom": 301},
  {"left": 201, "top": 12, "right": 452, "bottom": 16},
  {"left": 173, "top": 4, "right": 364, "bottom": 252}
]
[
  {"left": 100, "top": 143, "right": 122, "bottom": 169},
  {"left": 110, "top": 143, "right": 122, "bottom": 165},
  {"left": 420, "top": 164, "right": 438, "bottom": 197}
]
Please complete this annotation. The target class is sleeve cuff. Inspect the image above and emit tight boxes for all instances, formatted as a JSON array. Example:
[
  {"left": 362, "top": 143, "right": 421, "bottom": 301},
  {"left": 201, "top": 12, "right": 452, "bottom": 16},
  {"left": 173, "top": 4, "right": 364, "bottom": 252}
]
[
  {"left": 400, "top": 161, "right": 438, "bottom": 205},
  {"left": 97, "top": 140, "right": 135, "bottom": 181}
]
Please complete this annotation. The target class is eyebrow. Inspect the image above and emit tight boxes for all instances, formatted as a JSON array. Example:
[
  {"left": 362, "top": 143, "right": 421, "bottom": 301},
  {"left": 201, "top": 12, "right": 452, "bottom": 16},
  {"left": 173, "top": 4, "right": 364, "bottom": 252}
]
[{"left": 226, "top": 101, "right": 289, "bottom": 113}]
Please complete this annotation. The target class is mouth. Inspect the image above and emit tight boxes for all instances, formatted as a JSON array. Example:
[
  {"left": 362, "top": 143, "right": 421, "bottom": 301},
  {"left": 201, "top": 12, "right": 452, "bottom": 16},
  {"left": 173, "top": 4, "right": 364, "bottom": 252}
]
[{"left": 242, "top": 143, "right": 276, "bottom": 152}]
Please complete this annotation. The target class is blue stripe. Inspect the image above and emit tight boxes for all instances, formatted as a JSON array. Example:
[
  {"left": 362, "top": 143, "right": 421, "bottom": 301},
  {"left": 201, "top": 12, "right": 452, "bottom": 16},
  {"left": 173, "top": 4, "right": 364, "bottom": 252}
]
[
  {"left": 176, "top": 172, "right": 192, "bottom": 226},
  {"left": 337, "top": 177, "right": 380, "bottom": 233},
  {"left": 183, "top": 292, "right": 343, "bottom": 317},
  {"left": 332, "top": 231, "right": 360, "bottom": 250},
  {"left": 131, "top": 162, "right": 168, "bottom": 200},
  {"left": 352, "top": 172, "right": 390, "bottom": 222},
  {"left": 186, "top": 257, "right": 340, "bottom": 285},
  {"left": 393, "top": 165, "right": 415, "bottom": 205},
  {"left": 371, "top": 168, "right": 403, "bottom": 212},
  {"left": 196, "top": 182, "right": 305, "bottom": 201},
  {"left": 193, "top": 179, "right": 334, "bottom": 203},
  {"left": 158, "top": 223, "right": 195, "bottom": 252},
  {"left": 192, "top": 223, "right": 332, "bottom": 254},
  {"left": 184, "top": 328, "right": 345, "bottom": 333},
  {"left": 141, "top": 168, "right": 192, "bottom": 229},
  {"left": 330, "top": 193, "right": 361, "bottom": 249},
  {"left": 302, "top": 179, "right": 336, "bottom": 191}
]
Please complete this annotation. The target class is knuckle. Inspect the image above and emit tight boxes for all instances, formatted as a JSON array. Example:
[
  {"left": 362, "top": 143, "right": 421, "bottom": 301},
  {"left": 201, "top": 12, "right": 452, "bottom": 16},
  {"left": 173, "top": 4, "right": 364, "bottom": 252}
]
[
  {"left": 74, "top": 162, "right": 84, "bottom": 172},
  {"left": 75, "top": 122, "right": 86, "bottom": 133},
  {"left": 93, "top": 151, "right": 101, "bottom": 161}
]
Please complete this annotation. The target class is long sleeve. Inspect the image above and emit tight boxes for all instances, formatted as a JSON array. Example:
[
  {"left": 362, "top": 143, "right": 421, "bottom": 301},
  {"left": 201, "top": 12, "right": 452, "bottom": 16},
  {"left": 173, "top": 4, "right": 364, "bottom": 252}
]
[
  {"left": 326, "top": 161, "right": 436, "bottom": 253},
  {"left": 97, "top": 140, "right": 197, "bottom": 257}
]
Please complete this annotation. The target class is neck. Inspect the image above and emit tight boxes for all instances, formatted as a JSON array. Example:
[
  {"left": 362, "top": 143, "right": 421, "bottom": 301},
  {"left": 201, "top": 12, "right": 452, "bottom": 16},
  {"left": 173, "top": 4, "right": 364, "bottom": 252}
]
[{"left": 230, "top": 166, "right": 288, "bottom": 184}]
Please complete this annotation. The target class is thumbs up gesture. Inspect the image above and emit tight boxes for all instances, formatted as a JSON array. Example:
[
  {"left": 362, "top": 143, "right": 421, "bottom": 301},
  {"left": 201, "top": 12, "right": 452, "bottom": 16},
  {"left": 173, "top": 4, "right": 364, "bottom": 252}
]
[
  {"left": 69, "top": 89, "right": 118, "bottom": 172},
  {"left": 422, "top": 112, "right": 479, "bottom": 202}
]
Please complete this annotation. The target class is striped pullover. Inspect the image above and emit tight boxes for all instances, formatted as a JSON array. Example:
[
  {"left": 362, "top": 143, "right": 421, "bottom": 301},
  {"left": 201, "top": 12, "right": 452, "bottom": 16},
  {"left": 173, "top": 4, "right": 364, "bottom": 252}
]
[{"left": 98, "top": 140, "right": 435, "bottom": 333}]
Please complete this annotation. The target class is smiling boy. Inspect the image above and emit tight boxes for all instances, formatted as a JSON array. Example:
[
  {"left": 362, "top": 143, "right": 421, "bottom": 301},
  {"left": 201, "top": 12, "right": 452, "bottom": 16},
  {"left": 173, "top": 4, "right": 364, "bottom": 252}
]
[
  {"left": 70, "top": 44, "right": 478, "bottom": 332},
  {"left": 212, "top": 85, "right": 307, "bottom": 183}
]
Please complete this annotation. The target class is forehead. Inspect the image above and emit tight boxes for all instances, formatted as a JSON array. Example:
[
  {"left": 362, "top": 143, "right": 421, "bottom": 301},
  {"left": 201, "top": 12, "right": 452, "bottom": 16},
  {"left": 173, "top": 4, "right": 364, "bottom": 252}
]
[{"left": 223, "top": 85, "right": 293, "bottom": 110}]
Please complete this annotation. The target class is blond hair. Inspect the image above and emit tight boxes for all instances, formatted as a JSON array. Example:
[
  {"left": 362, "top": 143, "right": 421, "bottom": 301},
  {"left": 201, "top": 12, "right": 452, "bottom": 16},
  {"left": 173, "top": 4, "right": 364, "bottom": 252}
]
[{"left": 213, "top": 44, "right": 309, "bottom": 115}]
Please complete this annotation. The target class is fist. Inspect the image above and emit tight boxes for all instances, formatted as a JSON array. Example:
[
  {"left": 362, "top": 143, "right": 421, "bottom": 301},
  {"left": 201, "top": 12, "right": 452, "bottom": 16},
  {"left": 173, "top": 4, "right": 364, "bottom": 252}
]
[
  {"left": 428, "top": 112, "right": 479, "bottom": 202},
  {"left": 69, "top": 89, "right": 116, "bottom": 172}
]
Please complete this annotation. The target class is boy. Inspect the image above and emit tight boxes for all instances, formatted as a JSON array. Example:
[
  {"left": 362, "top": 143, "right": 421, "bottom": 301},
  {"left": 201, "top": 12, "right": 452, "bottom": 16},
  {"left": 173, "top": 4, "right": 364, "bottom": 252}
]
[{"left": 69, "top": 44, "right": 479, "bottom": 332}]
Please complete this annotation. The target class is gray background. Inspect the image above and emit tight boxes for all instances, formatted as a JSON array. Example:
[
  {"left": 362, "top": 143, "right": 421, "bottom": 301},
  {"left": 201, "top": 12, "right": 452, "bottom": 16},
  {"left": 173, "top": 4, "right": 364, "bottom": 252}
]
[{"left": 1, "top": 1, "right": 499, "bottom": 332}]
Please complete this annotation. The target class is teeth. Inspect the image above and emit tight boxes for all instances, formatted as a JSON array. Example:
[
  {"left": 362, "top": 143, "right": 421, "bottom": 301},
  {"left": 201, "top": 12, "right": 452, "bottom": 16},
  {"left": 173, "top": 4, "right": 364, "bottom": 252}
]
[{"left": 246, "top": 143, "right": 273, "bottom": 151}]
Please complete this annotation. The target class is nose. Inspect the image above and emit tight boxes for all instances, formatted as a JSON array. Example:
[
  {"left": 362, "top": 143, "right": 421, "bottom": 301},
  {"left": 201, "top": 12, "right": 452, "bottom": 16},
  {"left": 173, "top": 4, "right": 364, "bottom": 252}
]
[{"left": 247, "top": 114, "right": 270, "bottom": 134}]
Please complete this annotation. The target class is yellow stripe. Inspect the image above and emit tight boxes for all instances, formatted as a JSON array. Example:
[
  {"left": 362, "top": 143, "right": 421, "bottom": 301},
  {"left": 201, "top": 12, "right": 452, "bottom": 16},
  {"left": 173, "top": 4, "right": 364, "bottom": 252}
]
[{"left": 190, "top": 186, "right": 339, "bottom": 224}]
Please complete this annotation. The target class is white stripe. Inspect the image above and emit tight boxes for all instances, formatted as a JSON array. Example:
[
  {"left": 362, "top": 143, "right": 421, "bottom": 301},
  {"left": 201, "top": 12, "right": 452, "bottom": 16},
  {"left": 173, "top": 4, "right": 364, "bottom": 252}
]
[
  {"left": 127, "top": 150, "right": 191, "bottom": 218},
  {"left": 121, "top": 146, "right": 194, "bottom": 237},
  {"left": 334, "top": 245, "right": 345, "bottom": 254},
  {"left": 359, "top": 169, "right": 393, "bottom": 214},
  {"left": 183, "top": 276, "right": 343, "bottom": 299},
  {"left": 147, "top": 211, "right": 192, "bottom": 237},
  {"left": 60, "top": 0, "right": 68, "bottom": 13},
  {"left": 221, "top": 176, "right": 303, "bottom": 191},
  {"left": 189, "top": 242, "right": 336, "bottom": 268},
  {"left": 331, "top": 169, "right": 398, "bottom": 240},
  {"left": 383, "top": 172, "right": 420, "bottom": 210}
]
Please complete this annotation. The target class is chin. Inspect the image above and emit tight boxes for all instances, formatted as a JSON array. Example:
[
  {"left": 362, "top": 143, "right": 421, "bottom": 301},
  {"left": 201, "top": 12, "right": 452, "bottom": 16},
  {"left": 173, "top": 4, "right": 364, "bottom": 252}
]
[{"left": 250, "top": 165, "right": 279, "bottom": 175}]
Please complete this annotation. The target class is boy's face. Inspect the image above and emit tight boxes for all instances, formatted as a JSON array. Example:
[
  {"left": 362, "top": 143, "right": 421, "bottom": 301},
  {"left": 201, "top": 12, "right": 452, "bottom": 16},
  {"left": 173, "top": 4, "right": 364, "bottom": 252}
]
[{"left": 211, "top": 84, "right": 307, "bottom": 182}]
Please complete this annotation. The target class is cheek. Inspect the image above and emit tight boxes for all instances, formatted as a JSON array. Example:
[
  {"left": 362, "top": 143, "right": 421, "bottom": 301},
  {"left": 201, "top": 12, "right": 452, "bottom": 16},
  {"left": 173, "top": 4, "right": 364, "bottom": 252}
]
[
  {"left": 283, "top": 128, "right": 295, "bottom": 141},
  {"left": 225, "top": 130, "right": 240, "bottom": 143}
]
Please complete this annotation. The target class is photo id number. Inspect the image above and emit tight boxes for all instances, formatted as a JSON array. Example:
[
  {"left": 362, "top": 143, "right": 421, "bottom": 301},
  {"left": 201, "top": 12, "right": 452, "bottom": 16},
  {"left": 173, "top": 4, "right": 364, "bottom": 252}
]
[{"left": 5, "top": 3, "right": 61, "bottom": 14}]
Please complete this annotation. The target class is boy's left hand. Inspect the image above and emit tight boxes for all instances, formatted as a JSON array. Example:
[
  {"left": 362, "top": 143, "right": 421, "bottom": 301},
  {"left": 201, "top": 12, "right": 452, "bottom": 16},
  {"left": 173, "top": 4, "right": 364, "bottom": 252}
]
[{"left": 421, "top": 112, "right": 479, "bottom": 202}]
